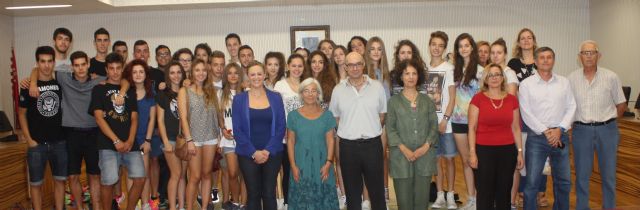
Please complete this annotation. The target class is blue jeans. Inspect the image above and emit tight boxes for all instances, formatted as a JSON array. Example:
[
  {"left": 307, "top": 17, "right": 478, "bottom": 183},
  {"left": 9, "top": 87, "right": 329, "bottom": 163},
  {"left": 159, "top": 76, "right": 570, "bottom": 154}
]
[
  {"left": 572, "top": 121, "right": 619, "bottom": 210},
  {"left": 99, "top": 149, "right": 146, "bottom": 185},
  {"left": 27, "top": 141, "right": 68, "bottom": 185},
  {"left": 524, "top": 133, "right": 570, "bottom": 210}
]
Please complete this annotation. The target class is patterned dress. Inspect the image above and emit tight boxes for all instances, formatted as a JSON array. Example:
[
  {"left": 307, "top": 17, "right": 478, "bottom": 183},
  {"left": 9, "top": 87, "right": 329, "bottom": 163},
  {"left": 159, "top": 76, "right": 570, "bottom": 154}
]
[{"left": 286, "top": 110, "right": 339, "bottom": 210}]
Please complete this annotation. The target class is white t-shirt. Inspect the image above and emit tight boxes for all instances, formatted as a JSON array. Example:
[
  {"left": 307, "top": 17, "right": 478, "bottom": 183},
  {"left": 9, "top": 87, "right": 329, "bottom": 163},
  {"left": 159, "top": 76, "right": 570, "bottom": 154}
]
[
  {"left": 428, "top": 62, "right": 455, "bottom": 133},
  {"left": 273, "top": 78, "right": 302, "bottom": 143},
  {"left": 504, "top": 67, "right": 519, "bottom": 85},
  {"left": 218, "top": 89, "right": 236, "bottom": 148}
]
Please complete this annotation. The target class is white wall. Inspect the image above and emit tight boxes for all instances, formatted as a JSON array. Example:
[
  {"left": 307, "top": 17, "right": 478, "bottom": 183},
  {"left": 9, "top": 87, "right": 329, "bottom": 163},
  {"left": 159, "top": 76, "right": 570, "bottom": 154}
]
[
  {"left": 14, "top": 0, "right": 589, "bottom": 79},
  {"left": 0, "top": 14, "right": 14, "bottom": 127},
  {"left": 590, "top": 0, "right": 640, "bottom": 107}
]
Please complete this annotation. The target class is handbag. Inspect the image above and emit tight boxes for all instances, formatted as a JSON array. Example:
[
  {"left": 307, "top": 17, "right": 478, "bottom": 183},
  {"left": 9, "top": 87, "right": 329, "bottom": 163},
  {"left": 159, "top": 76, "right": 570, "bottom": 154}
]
[{"left": 174, "top": 91, "right": 192, "bottom": 161}]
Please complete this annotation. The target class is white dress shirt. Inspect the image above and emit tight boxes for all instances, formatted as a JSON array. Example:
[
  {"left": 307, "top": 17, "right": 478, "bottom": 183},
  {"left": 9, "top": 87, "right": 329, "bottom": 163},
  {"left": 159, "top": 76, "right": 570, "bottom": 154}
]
[
  {"left": 519, "top": 73, "right": 576, "bottom": 135},
  {"left": 568, "top": 67, "right": 626, "bottom": 123}
]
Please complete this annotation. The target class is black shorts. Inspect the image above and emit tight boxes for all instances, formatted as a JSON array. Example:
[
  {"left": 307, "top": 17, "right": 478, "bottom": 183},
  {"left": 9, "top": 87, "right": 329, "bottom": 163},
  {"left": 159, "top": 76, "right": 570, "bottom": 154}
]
[
  {"left": 451, "top": 123, "right": 469, "bottom": 134},
  {"left": 65, "top": 127, "right": 100, "bottom": 175}
]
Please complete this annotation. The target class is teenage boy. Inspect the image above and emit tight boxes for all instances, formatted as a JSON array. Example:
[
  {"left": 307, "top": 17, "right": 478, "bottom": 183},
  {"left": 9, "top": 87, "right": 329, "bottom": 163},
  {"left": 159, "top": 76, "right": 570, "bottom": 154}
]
[
  {"left": 52, "top": 27, "right": 72, "bottom": 71},
  {"left": 90, "top": 53, "right": 144, "bottom": 210},
  {"left": 19, "top": 46, "right": 66, "bottom": 210},
  {"left": 89, "top": 28, "right": 111, "bottom": 77}
]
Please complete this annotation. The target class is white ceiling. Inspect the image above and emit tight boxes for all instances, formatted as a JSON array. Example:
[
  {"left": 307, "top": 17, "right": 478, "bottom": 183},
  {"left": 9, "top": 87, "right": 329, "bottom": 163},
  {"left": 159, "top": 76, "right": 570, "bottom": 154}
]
[{"left": 1, "top": 0, "right": 433, "bottom": 17}]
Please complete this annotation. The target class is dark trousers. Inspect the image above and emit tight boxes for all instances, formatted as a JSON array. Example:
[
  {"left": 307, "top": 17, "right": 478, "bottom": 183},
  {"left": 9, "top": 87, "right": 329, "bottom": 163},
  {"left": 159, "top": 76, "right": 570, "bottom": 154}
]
[
  {"left": 158, "top": 154, "right": 169, "bottom": 200},
  {"left": 239, "top": 153, "right": 282, "bottom": 210},
  {"left": 280, "top": 145, "right": 290, "bottom": 204},
  {"left": 474, "top": 144, "right": 517, "bottom": 210},
  {"left": 339, "top": 136, "right": 385, "bottom": 210}
]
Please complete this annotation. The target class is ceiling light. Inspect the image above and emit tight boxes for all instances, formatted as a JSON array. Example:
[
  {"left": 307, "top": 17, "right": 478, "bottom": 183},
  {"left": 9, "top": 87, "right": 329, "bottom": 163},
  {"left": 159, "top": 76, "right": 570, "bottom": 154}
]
[{"left": 5, "top": 5, "right": 72, "bottom": 10}]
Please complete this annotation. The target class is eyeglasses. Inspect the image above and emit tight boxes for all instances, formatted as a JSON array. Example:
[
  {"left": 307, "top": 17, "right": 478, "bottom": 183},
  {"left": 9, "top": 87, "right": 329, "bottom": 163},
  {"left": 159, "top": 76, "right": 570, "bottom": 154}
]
[
  {"left": 345, "top": 62, "right": 363, "bottom": 69},
  {"left": 488, "top": 73, "right": 503, "bottom": 78},
  {"left": 179, "top": 59, "right": 192, "bottom": 63},
  {"left": 158, "top": 53, "right": 171, "bottom": 57},
  {"left": 302, "top": 89, "right": 318, "bottom": 95},
  {"left": 580, "top": 50, "right": 598, "bottom": 56}
]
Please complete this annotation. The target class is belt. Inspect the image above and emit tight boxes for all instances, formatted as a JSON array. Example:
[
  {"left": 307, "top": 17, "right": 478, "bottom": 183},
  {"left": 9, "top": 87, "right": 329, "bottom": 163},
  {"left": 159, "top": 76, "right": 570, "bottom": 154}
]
[
  {"left": 64, "top": 126, "right": 97, "bottom": 132},
  {"left": 574, "top": 118, "right": 616, "bottom": 126},
  {"left": 340, "top": 135, "right": 380, "bottom": 143}
]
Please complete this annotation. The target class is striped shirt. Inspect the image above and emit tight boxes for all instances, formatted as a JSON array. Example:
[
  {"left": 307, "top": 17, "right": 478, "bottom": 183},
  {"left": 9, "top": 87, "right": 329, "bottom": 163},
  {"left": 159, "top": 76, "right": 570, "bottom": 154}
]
[{"left": 568, "top": 67, "right": 626, "bottom": 123}]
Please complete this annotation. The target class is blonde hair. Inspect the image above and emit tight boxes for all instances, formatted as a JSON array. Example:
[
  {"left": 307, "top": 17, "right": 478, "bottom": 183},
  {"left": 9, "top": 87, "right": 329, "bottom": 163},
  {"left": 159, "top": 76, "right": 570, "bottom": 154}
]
[
  {"left": 364, "top": 37, "right": 391, "bottom": 88},
  {"left": 480, "top": 63, "right": 507, "bottom": 93},
  {"left": 191, "top": 59, "right": 220, "bottom": 109},
  {"left": 512, "top": 28, "right": 538, "bottom": 59}
]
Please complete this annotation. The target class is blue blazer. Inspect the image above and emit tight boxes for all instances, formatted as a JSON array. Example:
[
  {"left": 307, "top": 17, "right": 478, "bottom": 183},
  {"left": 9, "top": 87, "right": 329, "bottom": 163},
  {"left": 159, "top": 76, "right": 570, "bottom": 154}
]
[{"left": 231, "top": 88, "right": 286, "bottom": 158}]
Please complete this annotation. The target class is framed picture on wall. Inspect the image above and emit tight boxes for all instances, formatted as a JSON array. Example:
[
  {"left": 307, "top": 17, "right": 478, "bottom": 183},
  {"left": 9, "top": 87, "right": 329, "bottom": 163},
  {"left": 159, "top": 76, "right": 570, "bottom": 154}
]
[{"left": 290, "top": 25, "right": 330, "bottom": 53}]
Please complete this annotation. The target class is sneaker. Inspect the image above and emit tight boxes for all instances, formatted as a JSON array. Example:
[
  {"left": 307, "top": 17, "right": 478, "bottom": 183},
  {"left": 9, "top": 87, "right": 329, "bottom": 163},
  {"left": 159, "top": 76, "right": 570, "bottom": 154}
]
[
  {"left": 384, "top": 187, "right": 390, "bottom": 202},
  {"left": 460, "top": 198, "right": 476, "bottom": 210},
  {"left": 445, "top": 191, "right": 457, "bottom": 209},
  {"left": 431, "top": 191, "right": 446, "bottom": 208},
  {"left": 277, "top": 198, "right": 284, "bottom": 210},
  {"left": 211, "top": 188, "right": 220, "bottom": 204},
  {"left": 159, "top": 199, "right": 168, "bottom": 209},
  {"left": 338, "top": 195, "right": 346, "bottom": 209},
  {"left": 149, "top": 199, "right": 159, "bottom": 210},
  {"left": 511, "top": 203, "right": 517, "bottom": 210},
  {"left": 141, "top": 203, "right": 151, "bottom": 210},
  {"left": 197, "top": 195, "right": 203, "bottom": 206},
  {"left": 362, "top": 200, "right": 371, "bottom": 210}
]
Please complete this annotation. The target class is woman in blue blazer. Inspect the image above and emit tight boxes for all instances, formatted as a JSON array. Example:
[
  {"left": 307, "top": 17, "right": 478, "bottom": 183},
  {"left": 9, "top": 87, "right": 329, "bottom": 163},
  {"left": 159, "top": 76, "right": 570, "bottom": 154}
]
[{"left": 232, "top": 61, "right": 286, "bottom": 210}]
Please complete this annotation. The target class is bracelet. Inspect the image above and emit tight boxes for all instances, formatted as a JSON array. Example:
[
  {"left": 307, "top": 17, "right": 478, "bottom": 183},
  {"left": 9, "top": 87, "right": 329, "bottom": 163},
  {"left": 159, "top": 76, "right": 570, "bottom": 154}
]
[
  {"left": 443, "top": 115, "right": 450, "bottom": 121},
  {"left": 113, "top": 140, "right": 121, "bottom": 145},
  {"left": 145, "top": 138, "right": 151, "bottom": 143},
  {"left": 326, "top": 159, "right": 333, "bottom": 164}
]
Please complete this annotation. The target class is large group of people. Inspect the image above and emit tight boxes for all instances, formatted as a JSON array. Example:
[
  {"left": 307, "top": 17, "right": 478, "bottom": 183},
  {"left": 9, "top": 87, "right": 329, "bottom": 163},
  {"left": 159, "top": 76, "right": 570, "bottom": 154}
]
[{"left": 18, "top": 26, "right": 627, "bottom": 210}]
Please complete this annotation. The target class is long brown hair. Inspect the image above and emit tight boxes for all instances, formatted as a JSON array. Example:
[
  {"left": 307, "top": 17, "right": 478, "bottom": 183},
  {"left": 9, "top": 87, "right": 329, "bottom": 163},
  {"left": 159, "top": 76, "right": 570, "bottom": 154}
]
[
  {"left": 304, "top": 51, "right": 337, "bottom": 103},
  {"left": 219, "top": 63, "right": 245, "bottom": 112},
  {"left": 190, "top": 59, "right": 219, "bottom": 109},
  {"left": 453, "top": 33, "right": 480, "bottom": 86},
  {"left": 163, "top": 61, "right": 186, "bottom": 98},
  {"left": 512, "top": 28, "right": 538, "bottom": 59},
  {"left": 364, "top": 36, "right": 391, "bottom": 88}
]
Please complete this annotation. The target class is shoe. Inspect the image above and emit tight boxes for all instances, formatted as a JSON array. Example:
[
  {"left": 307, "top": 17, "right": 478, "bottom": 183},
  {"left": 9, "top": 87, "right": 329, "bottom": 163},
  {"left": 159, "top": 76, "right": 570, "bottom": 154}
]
[
  {"left": 277, "top": 198, "right": 284, "bottom": 210},
  {"left": 158, "top": 199, "right": 168, "bottom": 209},
  {"left": 431, "top": 191, "right": 446, "bottom": 208},
  {"left": 459, "top": 198, "right": 476, "bottom": 210},
  {"left": 384, "top": 187, "right": 389, "bottom": 202},
  {"left": 112, "top": 199, "right": 120, "bottom": 210},
  {"left": 211, "top": 188, "right": 220, "bottom": 204},
  {"left": 141, "top": 203, "right": 151, "bottom": 210},
  {"left": 511, "top": 203, "right": 517, "bottom": 210},
  {"left": 446, "top": 191, "right": 457, "bottom": 209},
  {"left": 537, "top": 193, "right": 549, "bottom": 207},
  {"left": 338, "top": 195, "right": 346, "bottom": 209},
  {"left": 197, "top": 195, "right": 203, "bottom": 207},
  {"left": 149, "top": 199, "right": 159, "bottom": 210},
  {"left": 362, "top": 200, "right": 371, "bottom": 210}
]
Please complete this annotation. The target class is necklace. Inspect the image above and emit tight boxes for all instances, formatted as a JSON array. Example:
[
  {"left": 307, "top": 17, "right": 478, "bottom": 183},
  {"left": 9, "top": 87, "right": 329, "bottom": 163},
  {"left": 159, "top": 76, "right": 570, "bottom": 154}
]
[
  {"left": 490, "top": 96, "right": 504, "bottom": 109},
  {"left": 403, "top": 90, "right": 418, "bottom": 108}
]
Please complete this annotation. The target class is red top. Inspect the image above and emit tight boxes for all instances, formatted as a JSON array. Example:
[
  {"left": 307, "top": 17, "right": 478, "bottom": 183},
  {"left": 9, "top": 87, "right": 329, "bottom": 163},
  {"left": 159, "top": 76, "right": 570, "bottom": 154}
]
[{"left": 471, "top": 93, "right": 519, "bottom": 146}]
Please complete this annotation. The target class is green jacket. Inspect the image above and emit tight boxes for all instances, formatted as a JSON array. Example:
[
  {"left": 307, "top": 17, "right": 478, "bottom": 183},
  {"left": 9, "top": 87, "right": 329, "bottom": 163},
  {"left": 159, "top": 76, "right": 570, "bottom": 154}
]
[{"left": 386, "top": 93, "right": 439, "bottom": 178}]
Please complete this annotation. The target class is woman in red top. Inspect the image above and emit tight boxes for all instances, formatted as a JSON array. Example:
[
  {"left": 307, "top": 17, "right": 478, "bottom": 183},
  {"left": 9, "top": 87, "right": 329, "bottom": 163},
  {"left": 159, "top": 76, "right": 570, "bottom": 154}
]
[{"left": 468, "top": 64, "right": 524, "bottom": 210}]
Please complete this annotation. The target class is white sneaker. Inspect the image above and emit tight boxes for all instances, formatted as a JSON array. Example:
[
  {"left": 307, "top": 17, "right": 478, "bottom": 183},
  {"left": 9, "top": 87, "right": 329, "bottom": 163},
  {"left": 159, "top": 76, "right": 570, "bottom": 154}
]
[
  {"left": 283, "top": 204, "right": 288, "bottom": 210},
  {"left": 384, "top": 187, "right": 389, "bottom": 202},
  {"left": 431, "top": 191, "right": 446, "bottom": 208},
  {"left": 362, "top": 200, "right": 371, "bottom": 210},
  {"left": 446, "top": 191, "right": 457, "bottom": 209},
  {"left": 142, "top": 203, "right": 152, "bottom": 210},
  {"left": 277, "top": 198, "right": 284, "bottom": 210},
  {"left": 339, "top": 195, "right": 346, "bottom": 209},
  {"left": 460, "top": 198, "right": 476, "bottom": 210}
]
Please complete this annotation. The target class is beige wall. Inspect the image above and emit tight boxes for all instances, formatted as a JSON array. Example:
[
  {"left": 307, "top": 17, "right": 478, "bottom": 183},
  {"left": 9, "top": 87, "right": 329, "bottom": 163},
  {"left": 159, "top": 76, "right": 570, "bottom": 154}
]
[
  {"left": 590, "top": 0, "right": 640, "bottom": 108},
  {"left": 0, "top": 14, "right": 14, "bottom": 126},
  {"left": 13, "top": 0, "right": 589, "bottom": 78}
]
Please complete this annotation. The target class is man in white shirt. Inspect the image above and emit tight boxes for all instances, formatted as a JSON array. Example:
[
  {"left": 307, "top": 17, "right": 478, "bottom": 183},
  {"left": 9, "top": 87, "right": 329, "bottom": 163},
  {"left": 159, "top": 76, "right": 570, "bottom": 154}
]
[
  {"left": 329, "top": 52, "right": 387, "bottom": 210},
  {"left": 518, "top": 47, "right": 576, "bottom": 210},
  {"left": 568, "top": 40, "right": 626, "bottom": 210}
]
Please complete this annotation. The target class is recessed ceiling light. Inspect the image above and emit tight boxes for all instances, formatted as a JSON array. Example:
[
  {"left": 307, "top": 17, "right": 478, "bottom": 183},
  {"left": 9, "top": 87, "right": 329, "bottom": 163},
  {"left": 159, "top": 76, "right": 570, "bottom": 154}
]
[{"left": 5, "top": 5, "right": 72, "bottom": 10}]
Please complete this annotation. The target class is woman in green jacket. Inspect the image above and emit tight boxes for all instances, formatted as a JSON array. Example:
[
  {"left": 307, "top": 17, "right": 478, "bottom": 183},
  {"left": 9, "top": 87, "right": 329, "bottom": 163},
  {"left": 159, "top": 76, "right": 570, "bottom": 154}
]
[{"left": 386, "top": 59, "right": 439, "bottom": 210}]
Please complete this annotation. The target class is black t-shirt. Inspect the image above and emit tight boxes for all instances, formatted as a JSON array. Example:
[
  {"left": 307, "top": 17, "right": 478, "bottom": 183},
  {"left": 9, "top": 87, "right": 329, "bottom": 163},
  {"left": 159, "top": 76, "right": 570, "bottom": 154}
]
[
  {"left": 89, "top": 83, "right": 138, "bottom": 151},
  {"left": 149, "top": 67, "right": 165, "bottom": 94},
  {"left": 156, "top": 91, "right": 179, "bottom": 140},
  {"left": 89, "top": 57, "right": 107, "bottom": 77},
  {"left": 19, "top": 80, "right": 63, "bottom": 143},
  {"left": 507, "top": 58, "right": 537, "bottom": 82}
]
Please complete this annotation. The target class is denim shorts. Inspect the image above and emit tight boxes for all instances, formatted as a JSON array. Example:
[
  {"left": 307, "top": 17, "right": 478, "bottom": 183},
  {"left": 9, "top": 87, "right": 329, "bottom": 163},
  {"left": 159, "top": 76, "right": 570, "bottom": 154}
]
[
  {"left": 27, "top": 141, "right": 68, "bottom": 185},
  {"left": 437, "top": 133, "right": 458, "bottom": 158},
  {"left": 99, "top": 149, "right": 146, "bottom": 185},
  {"left": 193, "top": 139, "right": 218, "bottom": 147},
  {"left": 150, "top": 136, "right": 163, "bottom": 157},
  {"left": 222, "top": 146, "right": 236, "bottom": 154}
]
